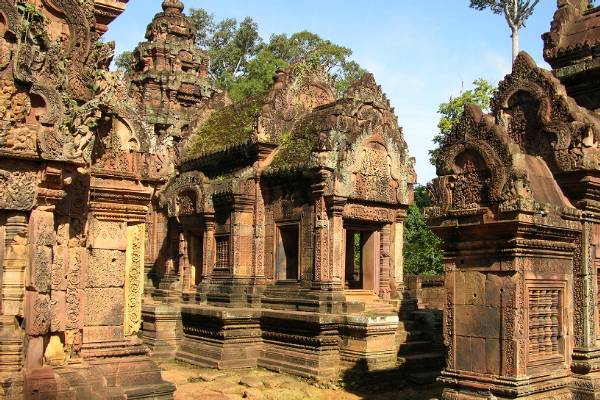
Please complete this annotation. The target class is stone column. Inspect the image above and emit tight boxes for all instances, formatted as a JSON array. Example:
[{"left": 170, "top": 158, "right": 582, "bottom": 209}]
[
  {"left": 84, "top": 217, "right": 128, "bottom": 345},
  {"left": 327, "top": 196, "right": 345, "bottom": 288},
  {"left": 180, "top": 231, "right": 190, "bottom": 291},
  {"left": 379, "top": 224, "right": 392, "bottom": 300},
  {"left": 24, "top": 210, "right": 54, "bottom": 369},
  {"left": 231, "top": 196, "right": 254, "bottom": 278},
  {"left": 390, "top": 210, "right": 406, "bottom": 296},
  {"left": 201, "top": 218, "right": 215, "bottom": 281},
  {"left": 3, "top": 213, "right": 28, "bottom": 316},
  {"left": 573, "top": 221, "right": 597, "bottom": 352},
  {"left": 312, "top": 194, "right": 330, "bottom": 288},
  {"left": 253, "top": 177, "right": 265, "bottom": 280}
]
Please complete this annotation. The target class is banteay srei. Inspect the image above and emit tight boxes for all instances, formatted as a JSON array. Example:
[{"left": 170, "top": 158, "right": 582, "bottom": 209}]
[{"left": 5, "top": 0, "right": 600, "bottom": 399}]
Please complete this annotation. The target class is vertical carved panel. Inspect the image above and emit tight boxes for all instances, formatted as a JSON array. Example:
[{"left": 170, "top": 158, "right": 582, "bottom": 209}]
[
  {"left": 124, "top": 223, "right": 144, "bottom": 336},
  {"left": 313, "top": 196, "right": 329, "bottom": 282},
  {"left": 379, "top": 224, "right": 391, "bottom": 300},
  {"left": 253, "top": 180, "right": 265, "bottom": 278},
  {"left": 202, "top": 220, "right": 215, "bottom": 279}
]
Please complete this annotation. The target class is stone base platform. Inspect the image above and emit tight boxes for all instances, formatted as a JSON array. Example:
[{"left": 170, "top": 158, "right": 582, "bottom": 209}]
[
  {"left": 439, "top": 370, "right": 572, "bottom": 400},
  {"left": 22, "top": 356, "right": 175, "bottom": 400},
  {"left": 176, "top": 305, "right": 262, "bottom": 369},
  {"left": 258, "top": 310, "right": 343, "bottom": 381},
  {"left": 142, "top": 303, "right": 181, "bottom": 360},
  {"left": 339, "top": 314, "right": 399, "bottom": 372}
]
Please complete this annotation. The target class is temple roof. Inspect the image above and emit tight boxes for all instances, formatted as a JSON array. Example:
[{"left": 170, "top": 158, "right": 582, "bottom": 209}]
[
  {"left": 543, "top": 0, "right": 600, "bottom": 110},
  {"left": 144, "top": 0, "right": 195, "bottom": 43}
]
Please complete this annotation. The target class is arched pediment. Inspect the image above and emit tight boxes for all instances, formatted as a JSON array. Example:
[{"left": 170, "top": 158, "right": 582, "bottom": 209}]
[
  {"left": 492, "top": 52, "right": 600, "bottom": 172},
  {"left": 158, "top": 171, "right": 206, "bottom": 217},
  {"left": 433, "top": 104, "right": 512, "bottom": 212}
]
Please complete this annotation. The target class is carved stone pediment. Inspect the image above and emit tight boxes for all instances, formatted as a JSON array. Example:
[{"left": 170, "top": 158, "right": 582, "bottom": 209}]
[
  {"left": 159, "top": 171, "right": 206, "bottom": 217},
  {"left": 492, "top": 53, "right": 600, "bottom": 173}
]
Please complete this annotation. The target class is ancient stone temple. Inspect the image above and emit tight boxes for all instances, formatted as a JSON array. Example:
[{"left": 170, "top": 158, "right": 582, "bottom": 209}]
[
  {"left": 146, "top": 68, "right": 420, "bottom": 379},
  {"left": 0, "top": 0, "right": 446, "bottom": 397},
  {"left": 429, "top": 1, "right": 600, "bottom": 398},
  {"left": 126, "top": 0, "right": 447, "bottom": 383}
]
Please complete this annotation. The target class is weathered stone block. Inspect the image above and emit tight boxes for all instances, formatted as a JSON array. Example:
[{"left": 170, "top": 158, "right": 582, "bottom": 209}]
[
  {"left": 29, "top": 211, "right": 56, "bottom": 247},
  {"left": 259, "top": 310, "right": 342, "bottom": 380},
  {"left": 455, "top": 305, "right": 500, "bottom": 338},
  {"left": 177, "top": 305, "right": 262, "bottom": 369},
  {"left": 82, "top": 325, "right": 124, "bottom": 343},
  {"left": 29, "top": 246, "right": 52, "bottom": 293},
  {"left": 87, "top": 218, "right": 127, "bottom": 251},
  {"left": 464, "top": 271, "right": 486, "bottom": 306},
  {"left": 50, "top": 246, "right": 68, "bottom": 291},
  {"left": 84, "top": 288, "right": 124, "bottom": 326},
  {"left": 455, "top": 336, "right": 471, "bottom": 372},
  {"left": 50, "top": 290, "right": 65, "bottom": 332},
  {"left": 87, "top": 249, "right": 125, "bottom": 288},
  {"left": 485, "top": 338, "right": 500, "bottom": 375},
  {"left": 25, "top": 292, "right": 51, "bottom": 336}
]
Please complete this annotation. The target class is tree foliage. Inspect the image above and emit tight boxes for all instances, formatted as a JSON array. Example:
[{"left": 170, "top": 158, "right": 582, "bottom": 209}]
[
  {"left": 114, "top": 50, "right": 134, "bottom": 74},
  {"left": 469, "top": 0, "right": 540, "bottom": 60},
  {"left": 430, "top": 79, "right": 495, "bottom": 165},
  {"left": 403, "top": 185, "right": 444, "bottom": 276},
  {"left": 188, "top": 7, "right": 365, "bottom": 102}
]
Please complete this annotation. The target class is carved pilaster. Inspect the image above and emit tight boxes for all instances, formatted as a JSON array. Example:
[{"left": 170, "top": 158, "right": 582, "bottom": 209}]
[
  {"left": 230, "top": 194, "right": 254, "bottom": 278},
  {"left": 253, "top": 176, "right": 265, "bottom": 279},
  {"left": 390, "top": 210, "right": 406, "bottom": 294},
  {"left": 3, "top": 213, "right": 28, "bottom": 316},
  {"left": 125, "top": 223, "right": 145, "bottom": 336},
  {"left": 179, "top": 232, "right": 190, "bottom": 291},
  {"left": 312, "top": 194, "right": 330, "bottom": 287},
  {"left": 202, "top": 218, "right": 215, "bottom": 280},
  {"left": 327, "top": 196, "right": 346, "bottom": 287},
  {"left": 573, "top": 220, "right": 598, "bottom": 351},
  {"left": 379, "top": 224, "right": 391, "bottom": 300}
]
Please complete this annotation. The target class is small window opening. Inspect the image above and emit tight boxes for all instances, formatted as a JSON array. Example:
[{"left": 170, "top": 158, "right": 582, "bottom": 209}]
[{"left": 215, "top": 236, "right": 230, "bottom": 271}]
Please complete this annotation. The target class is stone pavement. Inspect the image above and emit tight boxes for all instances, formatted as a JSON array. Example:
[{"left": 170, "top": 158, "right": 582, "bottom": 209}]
[{"left": 160, "top": 361, "right": 442, "bottom": 400}]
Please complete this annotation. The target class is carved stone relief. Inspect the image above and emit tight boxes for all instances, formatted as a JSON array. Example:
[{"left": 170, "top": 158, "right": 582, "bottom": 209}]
[{"left": 124, "top": 223, "right": 144, "bottom": 335}]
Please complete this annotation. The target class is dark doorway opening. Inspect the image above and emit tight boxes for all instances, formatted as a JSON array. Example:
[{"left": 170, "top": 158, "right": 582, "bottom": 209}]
[
  {"left": 345, "top": 228, "right": 378, "bottom": 291},
  {"left": 277, "top": 224, "right": 299, "bottom": 281}
]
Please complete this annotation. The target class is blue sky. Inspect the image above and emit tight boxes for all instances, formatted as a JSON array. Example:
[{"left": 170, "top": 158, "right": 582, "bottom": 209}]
[{"left": 104, "top": 0, "right": 558, "bottom": 184}]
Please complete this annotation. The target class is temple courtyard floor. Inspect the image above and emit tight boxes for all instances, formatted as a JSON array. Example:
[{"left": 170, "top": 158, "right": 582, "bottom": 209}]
[{"left": 159, "top": 361, "right": 442, "bottom": 400}]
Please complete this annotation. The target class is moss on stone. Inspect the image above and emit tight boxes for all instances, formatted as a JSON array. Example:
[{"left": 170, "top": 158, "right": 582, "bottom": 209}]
[
  {"left": 269, "top": 119, "right": 321, "bottom": 170},
  {"left": 185, "top": 93, "right": 267, "bottom": 157}
]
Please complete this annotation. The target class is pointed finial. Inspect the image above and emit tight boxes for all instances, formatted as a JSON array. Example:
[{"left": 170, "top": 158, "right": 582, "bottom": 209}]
[{"left": 162, "top": 0, "right": 184, "bottom": 13}]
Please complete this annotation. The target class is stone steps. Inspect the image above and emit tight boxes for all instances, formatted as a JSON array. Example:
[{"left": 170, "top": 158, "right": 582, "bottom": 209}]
[
  {"left": 397, "top": 352, "right": 445, "bottom": 371},
  {"left": 397, "top": 340, "right": 431, "bottom": 355},
  {"left": 406, "top": 370, "right": 441, "bottom": 384},
  {"left": 394, "top": 309, "right": 445, "bottom": 382}
]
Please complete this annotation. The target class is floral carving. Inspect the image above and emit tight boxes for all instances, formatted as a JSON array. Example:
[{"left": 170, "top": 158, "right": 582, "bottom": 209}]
[
  {"left": 125, "top": 224, "right": 144, "bottom": 335},
  {"left": 0, "top": 164, "right": 37, "bottom": 210}
]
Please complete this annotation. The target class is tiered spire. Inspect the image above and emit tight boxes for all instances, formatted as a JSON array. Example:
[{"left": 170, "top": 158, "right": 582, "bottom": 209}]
[{"left": 162, "top": 0, "right": 185, "bottom": 14}]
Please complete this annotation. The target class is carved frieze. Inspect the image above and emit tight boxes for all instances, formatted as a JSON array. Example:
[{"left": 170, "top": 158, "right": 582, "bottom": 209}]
[{"left": 343, "top": 204, "right": 395, "bottom": 223}]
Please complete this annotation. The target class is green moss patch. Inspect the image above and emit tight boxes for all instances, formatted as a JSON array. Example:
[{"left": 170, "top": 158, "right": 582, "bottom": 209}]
[
  {"left": 185, "top": 93, "right": 268, "bottom": 157},
  {"left": 269, "top": 118, "right": 321, "bottom": 170}
]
